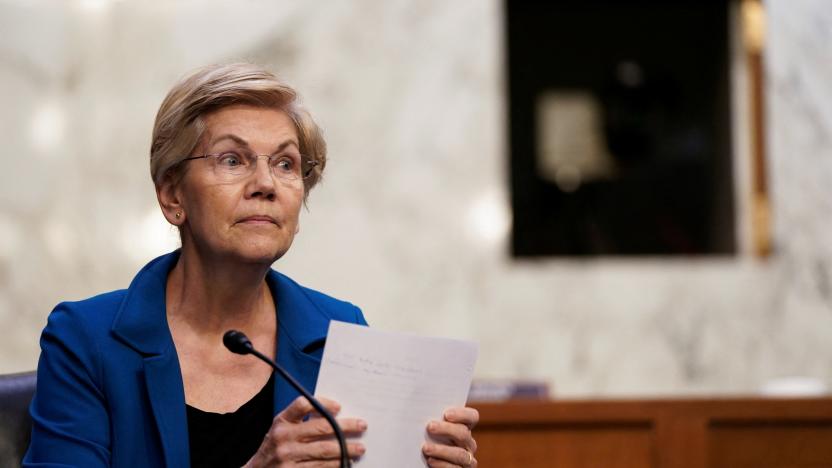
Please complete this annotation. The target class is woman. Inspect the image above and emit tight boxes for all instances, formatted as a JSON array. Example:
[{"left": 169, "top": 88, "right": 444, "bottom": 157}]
[{"left": 24, "top": 63, "right": 479, "bottom": 467}]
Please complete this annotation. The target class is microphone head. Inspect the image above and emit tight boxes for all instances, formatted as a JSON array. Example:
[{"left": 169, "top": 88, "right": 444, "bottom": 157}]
[{"left": 223, "top": 330, "right": 254, "bottom": 355}]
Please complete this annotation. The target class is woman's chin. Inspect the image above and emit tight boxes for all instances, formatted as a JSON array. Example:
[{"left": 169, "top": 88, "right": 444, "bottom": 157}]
[
  {"left": 231, "top": 240, "right": 291, "bottom": 265},
  {"left": 187, "top": 231, "right": 293, "bottom": 266}
]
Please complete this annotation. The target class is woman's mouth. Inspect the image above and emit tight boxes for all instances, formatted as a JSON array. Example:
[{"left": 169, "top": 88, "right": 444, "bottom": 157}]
[{"left": 237, "top": 215, "right": 277, "bottom": 225}]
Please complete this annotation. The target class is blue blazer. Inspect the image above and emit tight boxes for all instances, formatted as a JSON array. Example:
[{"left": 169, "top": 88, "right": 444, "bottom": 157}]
[{"left": 24, "top": 251, "right": 367, "bottom": 467}]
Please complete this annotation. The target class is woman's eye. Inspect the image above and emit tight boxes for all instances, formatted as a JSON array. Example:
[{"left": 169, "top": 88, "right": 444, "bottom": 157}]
[
  {"left": 217, "top": 152, "right": 243, "bottom": 167},
  {"left": 274, "top": 158, "right": 294, "bottom": 172}
]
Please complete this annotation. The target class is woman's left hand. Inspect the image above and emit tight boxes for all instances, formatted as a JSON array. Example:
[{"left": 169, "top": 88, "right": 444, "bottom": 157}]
[{"left": 422, "top": 406, "right": 479, "bottom": 467}]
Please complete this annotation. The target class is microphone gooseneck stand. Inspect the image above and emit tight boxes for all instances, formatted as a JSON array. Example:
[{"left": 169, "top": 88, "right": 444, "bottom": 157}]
[{"left": 223, "top": 330, "right": 351, "bottom": 468}]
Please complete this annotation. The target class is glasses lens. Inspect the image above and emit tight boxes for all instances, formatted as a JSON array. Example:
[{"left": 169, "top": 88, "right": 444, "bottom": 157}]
[
  {"left": 270, "top": 153, "right": 303, "bottom": 181},
  {"left": 213, "top": 151, "right": 250, "bottom": 179},
  {"left": 209, "top": 150, "right": 310, "bottom": 182}
]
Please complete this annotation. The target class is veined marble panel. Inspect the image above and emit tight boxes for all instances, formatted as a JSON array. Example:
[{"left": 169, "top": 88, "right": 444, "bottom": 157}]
[{"left": 0, "top": 0, "right": 829, "bottom": 397}]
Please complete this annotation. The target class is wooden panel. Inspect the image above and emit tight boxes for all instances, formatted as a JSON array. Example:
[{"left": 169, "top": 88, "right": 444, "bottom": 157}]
[
  {"left": 470, "top": 398, "right": 832, "bottom": 468},
  {"left": 475, "top": 424, "right": 654, "bottom": 468},
  {"left": 708, "top": 422, "right": 832, "bottom": 467}
]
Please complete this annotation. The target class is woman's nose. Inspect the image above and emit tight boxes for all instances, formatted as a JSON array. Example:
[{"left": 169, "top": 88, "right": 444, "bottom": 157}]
[{"left": 246, "top": 156, "right": 277, "bottom": 200}]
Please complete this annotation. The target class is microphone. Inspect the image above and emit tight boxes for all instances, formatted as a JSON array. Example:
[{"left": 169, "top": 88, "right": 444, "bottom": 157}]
[
  {"left": 223, "top": 330, "right": 351, "bottom": 468},
  {"left": 223, "top": 330, "right": 254, "bottom": 354}
]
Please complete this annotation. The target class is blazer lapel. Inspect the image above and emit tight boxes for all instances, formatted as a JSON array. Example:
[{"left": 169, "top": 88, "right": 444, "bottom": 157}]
[
  {"left": 268, "top": 270, "right": 331, "bottom": 414},
  {"left": 111, "top": 251, "right": 189, "bottom": 468},
  {"left": 144, "top": 352, "right": 189, "bottom": 468},
  {"left": 111, "top": 253, "right": 335, "bottom": 462}
]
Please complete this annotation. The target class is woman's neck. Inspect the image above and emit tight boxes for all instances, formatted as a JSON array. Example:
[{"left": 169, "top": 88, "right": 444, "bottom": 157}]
[{"left": 166, "top": 245, "right": 275, "bottom": 336}]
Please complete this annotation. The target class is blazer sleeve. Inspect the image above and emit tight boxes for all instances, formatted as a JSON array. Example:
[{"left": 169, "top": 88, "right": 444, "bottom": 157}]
[
  {"left": 353, "top": 304, "right": 369, "bottom": 326},
  {"left": 23, "top": 303, "right": 111, "bottom": 467}
]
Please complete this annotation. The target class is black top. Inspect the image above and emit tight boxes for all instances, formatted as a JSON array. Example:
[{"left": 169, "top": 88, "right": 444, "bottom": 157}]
[{"left": 186, "top": 375, "right": 275, "bottom": 468}]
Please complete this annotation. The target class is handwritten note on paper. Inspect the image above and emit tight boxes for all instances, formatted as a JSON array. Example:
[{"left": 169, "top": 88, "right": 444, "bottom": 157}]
[{"left": 315, "top": 321, "right": 479, "bottom": 468}]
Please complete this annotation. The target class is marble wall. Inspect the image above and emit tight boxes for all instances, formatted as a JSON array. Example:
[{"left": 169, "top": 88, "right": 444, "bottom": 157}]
[{"left": 0, "top": 0, "right": 829, "bottom": 397}]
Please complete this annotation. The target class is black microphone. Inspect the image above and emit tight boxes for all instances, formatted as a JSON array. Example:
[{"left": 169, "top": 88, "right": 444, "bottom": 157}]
[{"left": 223, "top": 330, "right": 351, "bottom": 468}]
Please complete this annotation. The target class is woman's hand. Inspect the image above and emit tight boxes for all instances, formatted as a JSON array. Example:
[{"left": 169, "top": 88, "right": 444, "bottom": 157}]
[
  {"left": 245, "top": 396, "right": 367, "bottom": 467},
  {"left": 422, "top": 406, "right": 479, "bottom": 468}
]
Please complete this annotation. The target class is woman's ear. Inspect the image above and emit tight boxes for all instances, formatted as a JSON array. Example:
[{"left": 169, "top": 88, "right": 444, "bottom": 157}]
[{"left": 157, "top": 174, "right": 186, "bottom": 226}]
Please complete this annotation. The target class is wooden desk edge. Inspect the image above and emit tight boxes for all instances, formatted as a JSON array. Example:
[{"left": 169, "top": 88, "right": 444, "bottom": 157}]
[{"left": 469, "top": 397, "right": 832, "bottom": 426}]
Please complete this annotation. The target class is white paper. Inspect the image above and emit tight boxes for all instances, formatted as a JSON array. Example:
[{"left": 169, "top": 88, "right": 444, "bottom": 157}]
[{"left": 315, "top": 321, "right": 479, "bottom": 468}]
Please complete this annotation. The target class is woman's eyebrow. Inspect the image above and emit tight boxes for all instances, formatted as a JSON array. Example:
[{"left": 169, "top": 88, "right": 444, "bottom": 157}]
[
  {"left": 210, "top": 134, "right": 249, "bottom": 148},
  {"left": 272, "top": 140, "right": 299, "bottom": 154},
  {"left": 209, "top": 134, "right": 299, "bottom": 154}
]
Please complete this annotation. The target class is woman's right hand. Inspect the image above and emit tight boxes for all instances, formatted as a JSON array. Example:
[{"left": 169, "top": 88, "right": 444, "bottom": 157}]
[{"left": 244, "top": 396, "right": 367, "bottom": 467}]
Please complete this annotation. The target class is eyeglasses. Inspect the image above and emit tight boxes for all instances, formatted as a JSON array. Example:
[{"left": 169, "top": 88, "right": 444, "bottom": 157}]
[{"left": 181, "top": 149, "right": 318, "bottom": 182}]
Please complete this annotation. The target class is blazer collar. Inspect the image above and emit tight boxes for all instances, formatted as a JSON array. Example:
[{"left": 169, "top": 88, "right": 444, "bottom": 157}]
[
  {"left": 111, "top": 251, "right": 179, "bottom": 356},
  {"left": 111, "top": 250, "right": 330, "bottom": 357},
  {"left": 111, "top": 250, "right": 332, "bottom": 422},
  {"left": 268, "top": 270, "right": 332, "bottom": 412},
  {"left": 267, "top": 270, "right": 330, "bottom": 354}
]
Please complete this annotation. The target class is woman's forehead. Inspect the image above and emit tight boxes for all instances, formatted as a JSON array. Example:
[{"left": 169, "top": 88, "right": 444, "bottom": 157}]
[{"left": 202, "top": 105, "right": 299, "bottom": 149}]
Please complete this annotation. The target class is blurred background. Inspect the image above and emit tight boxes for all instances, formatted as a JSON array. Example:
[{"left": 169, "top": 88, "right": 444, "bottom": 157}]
[{"left": 0, "top": 0, "right": 830, "bottom": 398}]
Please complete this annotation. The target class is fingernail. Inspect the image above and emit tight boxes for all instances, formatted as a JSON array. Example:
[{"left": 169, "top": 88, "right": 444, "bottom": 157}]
[
  {"left": 428, "top": 422, "right": 438, "bottom": 432},
  {"left": 358, "top": 420, "right": 368, "bottom": 430},
  {"left": 422, "top": 443, "right": 433, "bottom": 455},
  {"left": 357, "top": 444, "right": 366, "bottom": 455}
]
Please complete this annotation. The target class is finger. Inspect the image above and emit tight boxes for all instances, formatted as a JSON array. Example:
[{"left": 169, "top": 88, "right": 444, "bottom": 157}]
[
  {"left": 427, "top": 420, "right": 476, "bottom": 452},
  {"left": 314, "top": 396, "right": 342, "bottom": 415},
  {"left": 307, "top": 397, "right": 344, "bottom": 421},
  {"left": 295, "top": 417, "right": 368, "bottom": 440},
  {"left": 337, "top": 417, "right": 369, "bottom": 436},
  {"left": 444, "top": 407, "right": 479, "bottom": 429},
  {"left": 279, "top": 396, "right": 314, "bottom": 423},
  {"left": 293, "top": 440, "right": 366, "bottom": 461},
  {"left": 280, "top": 396, "right": 341, "bottom": 423},
  {"left": 424, "top": 443, "right": 475, "bottom": 467}
]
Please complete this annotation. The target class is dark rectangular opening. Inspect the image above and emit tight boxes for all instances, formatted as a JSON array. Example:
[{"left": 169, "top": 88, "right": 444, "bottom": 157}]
[{"left": 507, "top": 0, "right": 735, "bottom": 256}]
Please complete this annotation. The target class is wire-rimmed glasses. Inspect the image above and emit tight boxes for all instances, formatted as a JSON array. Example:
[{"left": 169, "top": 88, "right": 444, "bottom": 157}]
[{"left": 181, "top": 149, "right": 318, "bottom": 183}]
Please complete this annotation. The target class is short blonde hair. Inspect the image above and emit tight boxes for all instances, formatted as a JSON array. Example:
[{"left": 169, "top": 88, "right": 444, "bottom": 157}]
[{"left": 150, "top": 63, "right": 326, "bottom": 196}]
